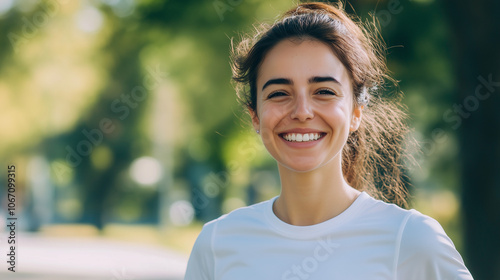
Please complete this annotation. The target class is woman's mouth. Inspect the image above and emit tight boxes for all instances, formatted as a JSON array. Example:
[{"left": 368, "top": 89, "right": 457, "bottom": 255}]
[{"left": 279, "top": 132, "right": 326, "bottom": 142}]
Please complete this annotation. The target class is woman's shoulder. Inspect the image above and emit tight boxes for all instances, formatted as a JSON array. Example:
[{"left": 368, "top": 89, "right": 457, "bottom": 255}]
[
  {"left": 357, "top": 193, "right": 451, "bottom": 239},
  {"left": 357, "top": 192, "right": 416, "bottom": 224},
  {"left": 394, "top": 209, "right": 473, "bottom": 279},
  {"left": 397, "top": 209, "right": 454, "bottom": 255},
  {"left": 362, "top": 195, "right": 472, "bottom": 278},
  {"left": 368, "top": 195, "right": 454, "bottom": 253}
]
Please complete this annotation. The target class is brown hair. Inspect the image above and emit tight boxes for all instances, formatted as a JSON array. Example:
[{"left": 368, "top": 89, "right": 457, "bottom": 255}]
[{"left": 231, "top": 2, "right": 411, "bottom": 207}]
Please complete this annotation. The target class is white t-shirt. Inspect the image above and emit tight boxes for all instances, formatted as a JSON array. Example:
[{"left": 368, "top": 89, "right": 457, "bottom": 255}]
[{"left": 184, "top": 192, "right": 473, "bottom": 280}]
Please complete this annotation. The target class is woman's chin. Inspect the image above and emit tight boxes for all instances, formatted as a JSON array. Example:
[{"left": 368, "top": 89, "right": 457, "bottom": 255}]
[
  {"left": 279, "top": 161, "right": 323, "bottom": 173},
  {"left": 277, "top": 154, "right": 340, "bottom": 174}
]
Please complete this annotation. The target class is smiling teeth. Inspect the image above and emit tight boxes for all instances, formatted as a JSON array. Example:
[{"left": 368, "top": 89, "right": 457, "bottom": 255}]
[{"left": 282, "top": 133, "right": 322, "bottom": 142}]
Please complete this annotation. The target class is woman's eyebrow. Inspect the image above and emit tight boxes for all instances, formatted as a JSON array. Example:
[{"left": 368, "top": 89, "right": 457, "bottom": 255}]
[
  {"left": 262, "top": 78, "right": 293, "bottom": 91},
  {"left": 261, "top": 76, "right": 341, "bottom": 91},
  {"left": 308, "top": 76, "right": 341, "bottom": 85}
]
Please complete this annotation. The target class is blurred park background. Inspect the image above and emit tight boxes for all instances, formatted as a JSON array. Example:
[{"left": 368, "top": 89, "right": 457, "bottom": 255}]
[{"left": 0, "top": 0, "right": 499, "bottom": 279}]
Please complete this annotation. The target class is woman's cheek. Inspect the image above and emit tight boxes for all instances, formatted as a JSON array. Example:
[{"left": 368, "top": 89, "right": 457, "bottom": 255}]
[
  {"left": 260, "top": 104, "right": 285, "bottom": 125},
  {"left": 257, "top": 107, "right": 278, "bottom": 145},
  {"left": 326, "top": 104, "right": 349, "bottom": 127}
]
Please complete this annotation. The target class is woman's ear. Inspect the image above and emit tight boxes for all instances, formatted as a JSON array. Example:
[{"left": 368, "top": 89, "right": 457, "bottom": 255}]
[
  {"left": 248, "top": 107, "right": 260, "bottom": 133},
  {"left": 350, "top": 105, "right": 363, "bottom": 132}
]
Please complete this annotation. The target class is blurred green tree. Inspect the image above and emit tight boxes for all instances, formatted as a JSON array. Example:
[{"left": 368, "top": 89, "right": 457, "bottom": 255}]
[{"left": 444, "top": 0, "right": 500, "bottom": 279}]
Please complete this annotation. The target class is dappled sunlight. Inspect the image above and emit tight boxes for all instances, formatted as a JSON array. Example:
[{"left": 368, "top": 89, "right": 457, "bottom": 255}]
[{"left": 413, "top": 189, "right": 460, "bottom": 224}]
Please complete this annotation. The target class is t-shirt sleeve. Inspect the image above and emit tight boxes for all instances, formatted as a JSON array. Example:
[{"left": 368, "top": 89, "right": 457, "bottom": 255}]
[
  {"left": 184, "top": 221, "right": 216, "bottom": 280},
  {"left": 395, "top": 210, "right": 474, "bottom": 280}
]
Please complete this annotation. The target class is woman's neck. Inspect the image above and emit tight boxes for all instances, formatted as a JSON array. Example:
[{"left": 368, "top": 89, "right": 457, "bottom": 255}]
[{"left": 273, "top": 159, "right": 360, "bottom": 226}]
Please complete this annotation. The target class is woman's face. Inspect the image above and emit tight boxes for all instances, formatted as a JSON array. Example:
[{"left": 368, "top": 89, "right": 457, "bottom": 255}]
[{"left": 250, "top": 39, "right": 362, "bottom": 173}]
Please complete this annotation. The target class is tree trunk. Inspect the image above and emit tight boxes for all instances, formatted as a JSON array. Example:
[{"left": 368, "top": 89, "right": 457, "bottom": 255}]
[{"left": 443, "top": 1, "right": 500, "bottom": 279}]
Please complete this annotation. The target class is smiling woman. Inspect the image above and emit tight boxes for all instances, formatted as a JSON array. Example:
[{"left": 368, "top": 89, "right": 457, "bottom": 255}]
[
  {"left": 184, "top": 2, "right": 473, "bottom": 280},
  {"left": 233, "top": 3, "right": 408, "bottom": 208}
]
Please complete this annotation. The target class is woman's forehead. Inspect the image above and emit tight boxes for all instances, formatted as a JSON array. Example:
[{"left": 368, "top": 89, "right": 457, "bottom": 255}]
[{"left": 256, "top": 39, "right": 352, "bottom": 90}]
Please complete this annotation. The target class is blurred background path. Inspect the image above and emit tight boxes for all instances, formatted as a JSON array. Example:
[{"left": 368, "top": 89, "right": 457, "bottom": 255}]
[{"left": 0, "top": 233, "right": 187, "bottom": 280}]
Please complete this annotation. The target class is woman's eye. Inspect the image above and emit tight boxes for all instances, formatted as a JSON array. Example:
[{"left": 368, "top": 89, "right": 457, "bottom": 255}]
[
  {"left": 267, "top": 91, "right": 287, "bottom": 99},
  {"left": 316, "top": 89, "right": 336, "bottom": 95}
]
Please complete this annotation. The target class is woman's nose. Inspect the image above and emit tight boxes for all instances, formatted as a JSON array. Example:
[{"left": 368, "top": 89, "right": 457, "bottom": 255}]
[{"left": 290, "top": 95, "right": 314, "bottom": 121}]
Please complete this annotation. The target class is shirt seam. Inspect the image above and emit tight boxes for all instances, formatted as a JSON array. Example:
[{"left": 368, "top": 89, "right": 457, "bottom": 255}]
[
  {"left": 393, "top": 210, "right": 414, "bottom": 280},
  {"left": 210, "top": 219, "right": 218, "bottom": 280}
]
